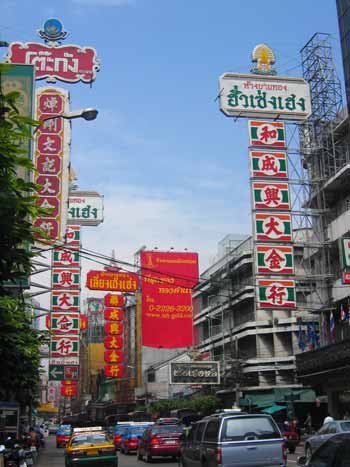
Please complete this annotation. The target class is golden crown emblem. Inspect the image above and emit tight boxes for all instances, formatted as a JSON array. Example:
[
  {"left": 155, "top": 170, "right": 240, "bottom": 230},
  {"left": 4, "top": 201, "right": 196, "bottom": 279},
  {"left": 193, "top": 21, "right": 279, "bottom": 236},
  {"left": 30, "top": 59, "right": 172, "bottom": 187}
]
[{"left": 251, "top": 43, "right": 277, "bottom": 75}]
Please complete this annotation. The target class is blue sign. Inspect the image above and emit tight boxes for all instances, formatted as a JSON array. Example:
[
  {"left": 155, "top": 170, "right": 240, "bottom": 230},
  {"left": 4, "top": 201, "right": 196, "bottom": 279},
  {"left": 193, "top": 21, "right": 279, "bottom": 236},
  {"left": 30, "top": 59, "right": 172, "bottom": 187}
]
[{"left": 38, "top": 18, "right": 68, "bottom": 42}]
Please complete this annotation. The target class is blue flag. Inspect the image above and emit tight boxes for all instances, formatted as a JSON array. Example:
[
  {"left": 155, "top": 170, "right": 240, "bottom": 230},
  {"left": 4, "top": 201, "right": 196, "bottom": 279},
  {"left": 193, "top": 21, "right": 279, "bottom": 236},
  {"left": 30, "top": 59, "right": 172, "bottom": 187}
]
[{"left": 298, "top": 321, "right": 305, "bottom": 351}]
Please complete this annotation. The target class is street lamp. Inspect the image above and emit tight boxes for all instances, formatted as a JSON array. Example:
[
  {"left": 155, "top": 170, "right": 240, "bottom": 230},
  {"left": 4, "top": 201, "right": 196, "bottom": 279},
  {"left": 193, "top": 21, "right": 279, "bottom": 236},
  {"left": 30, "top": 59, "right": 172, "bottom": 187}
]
[{"left": 33, "top": 108, "right": 98, "bottom": 134}]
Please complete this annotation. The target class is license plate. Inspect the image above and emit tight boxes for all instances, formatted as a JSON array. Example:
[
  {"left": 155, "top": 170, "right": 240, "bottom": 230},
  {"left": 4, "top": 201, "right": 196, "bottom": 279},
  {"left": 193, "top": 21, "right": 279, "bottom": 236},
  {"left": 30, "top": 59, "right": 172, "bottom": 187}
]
[
  {"left": 87, "top": 449, "right": 98, "bottom": 456},
  {"left": 165, "top": 440, "right": 176, "bottom": 444}
]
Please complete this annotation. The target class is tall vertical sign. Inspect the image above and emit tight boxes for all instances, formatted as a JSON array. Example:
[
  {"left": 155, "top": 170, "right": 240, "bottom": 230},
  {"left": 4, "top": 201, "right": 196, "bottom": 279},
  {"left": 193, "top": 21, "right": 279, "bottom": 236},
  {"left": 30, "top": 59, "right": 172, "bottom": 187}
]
[
  {"left": 218, "top": 44, "right": 311, "bottom": 319},
  {"left": 33, "top": 87, "right": 70, "bottom": 241},
  {"left": 103, "top": 294, "right": 125, "bottom": 379}
]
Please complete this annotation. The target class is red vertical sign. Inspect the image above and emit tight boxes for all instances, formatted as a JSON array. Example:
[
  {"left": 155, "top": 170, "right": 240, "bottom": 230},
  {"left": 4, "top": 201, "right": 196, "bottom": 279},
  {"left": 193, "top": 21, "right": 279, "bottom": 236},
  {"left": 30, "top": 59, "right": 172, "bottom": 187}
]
[{"left": 140, "top": 251, "right": 198, "bottom": 348}]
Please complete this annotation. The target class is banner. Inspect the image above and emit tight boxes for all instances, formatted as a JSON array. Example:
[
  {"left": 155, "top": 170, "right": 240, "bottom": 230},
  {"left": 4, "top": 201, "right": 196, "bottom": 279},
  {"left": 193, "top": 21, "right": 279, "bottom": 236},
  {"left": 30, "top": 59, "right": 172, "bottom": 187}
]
[{"left": 140, "top": 251, "right": 198, "bottom": 348}]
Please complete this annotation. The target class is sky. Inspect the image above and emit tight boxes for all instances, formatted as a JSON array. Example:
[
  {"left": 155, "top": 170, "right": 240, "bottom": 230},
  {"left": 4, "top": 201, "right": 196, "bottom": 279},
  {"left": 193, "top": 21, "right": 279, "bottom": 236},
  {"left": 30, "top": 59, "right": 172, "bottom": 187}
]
[{"left": 0, "top": 0, "right": 344, "bottom": 307}]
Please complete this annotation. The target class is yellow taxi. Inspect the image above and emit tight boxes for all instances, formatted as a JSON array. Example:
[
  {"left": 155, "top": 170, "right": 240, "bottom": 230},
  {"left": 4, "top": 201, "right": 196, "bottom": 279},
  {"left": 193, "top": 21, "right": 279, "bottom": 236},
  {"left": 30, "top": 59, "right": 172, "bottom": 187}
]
[{"left": 64, "top": 427, "right": 118, "bottom": 467}]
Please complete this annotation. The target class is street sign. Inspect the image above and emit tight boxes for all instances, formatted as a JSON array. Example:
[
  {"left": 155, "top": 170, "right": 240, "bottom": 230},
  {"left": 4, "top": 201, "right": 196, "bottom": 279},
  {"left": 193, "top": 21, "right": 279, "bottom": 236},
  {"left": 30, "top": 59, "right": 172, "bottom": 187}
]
[
  {"left": 49, "top": 365, "right": 64, "bottom": 381},
  {"left": 49, "top": 364, "right": 79, "bottom": 381}
]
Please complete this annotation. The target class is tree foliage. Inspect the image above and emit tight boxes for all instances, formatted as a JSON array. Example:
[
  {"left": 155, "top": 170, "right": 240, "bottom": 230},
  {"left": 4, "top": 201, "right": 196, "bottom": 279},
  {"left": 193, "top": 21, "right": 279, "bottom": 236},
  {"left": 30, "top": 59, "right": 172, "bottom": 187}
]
[
  {"left": 0, "top": 64, "right": 48, "bottom": 407},
  {"left": 149, "top": 395, "right": 220, "bottom": 416}
]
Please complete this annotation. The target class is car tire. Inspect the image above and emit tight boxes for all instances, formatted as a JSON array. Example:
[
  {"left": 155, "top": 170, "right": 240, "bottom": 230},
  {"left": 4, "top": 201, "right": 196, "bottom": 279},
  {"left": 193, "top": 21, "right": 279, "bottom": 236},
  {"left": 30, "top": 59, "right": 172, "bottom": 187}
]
[
  {"left": 146, "top": 451, "right": 153, "bottom": 463},
  {"left": 305, "top": 445, "right": 312, "bottom": 459}
]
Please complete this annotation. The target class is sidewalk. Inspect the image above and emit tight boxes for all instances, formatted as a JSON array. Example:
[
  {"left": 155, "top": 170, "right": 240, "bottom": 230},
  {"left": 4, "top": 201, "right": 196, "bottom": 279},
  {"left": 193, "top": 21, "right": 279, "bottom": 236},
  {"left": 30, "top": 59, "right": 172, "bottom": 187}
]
[{"left": 37, "top": 435, "right": 64, "bottom": 467}]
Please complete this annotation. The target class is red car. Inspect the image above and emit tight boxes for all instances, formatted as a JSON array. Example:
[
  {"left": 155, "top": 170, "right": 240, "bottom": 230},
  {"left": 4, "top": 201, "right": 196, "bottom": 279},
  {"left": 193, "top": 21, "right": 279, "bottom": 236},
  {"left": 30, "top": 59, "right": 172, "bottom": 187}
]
[
  {"left": 55, "top": 425, "right": 72, "bottom": 448},
  {"left": 137, "top": 424, "right": 183, "bottom": 462}
]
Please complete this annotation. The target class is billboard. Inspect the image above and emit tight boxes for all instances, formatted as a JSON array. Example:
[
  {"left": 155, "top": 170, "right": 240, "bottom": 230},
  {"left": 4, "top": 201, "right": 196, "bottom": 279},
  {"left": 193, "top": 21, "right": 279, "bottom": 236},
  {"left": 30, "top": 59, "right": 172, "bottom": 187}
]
[
  {"left": 140, "top": 251, "right": 199, "bottom": 348},
  {"left": 68, "top": 191, "right": 104, "bottom": 226},
  {"left": 170, "top": 362, "right": 220, "bottom": 385},
  {"left": 33, "top": 87, "right": 70, "bottom": 242},
  {"left": 7, "top": 18, "right": 100, "bottom": 84},
  {"left": 219, "top": 73, "right": 311, "bottom": 120}
]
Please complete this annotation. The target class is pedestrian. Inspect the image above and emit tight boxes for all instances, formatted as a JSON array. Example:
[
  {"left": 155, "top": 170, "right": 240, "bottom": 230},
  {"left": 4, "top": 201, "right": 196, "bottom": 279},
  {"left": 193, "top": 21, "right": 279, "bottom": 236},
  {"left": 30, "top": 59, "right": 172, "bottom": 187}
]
[
  {"left": 304, "top": 412, "right": 312, "bottom": 435},
  {"left": 323, "top": 414, "right": 334, "bottom": 424},
  {"left": 343, "top": 411, "right": 350, "bottom": 420}
]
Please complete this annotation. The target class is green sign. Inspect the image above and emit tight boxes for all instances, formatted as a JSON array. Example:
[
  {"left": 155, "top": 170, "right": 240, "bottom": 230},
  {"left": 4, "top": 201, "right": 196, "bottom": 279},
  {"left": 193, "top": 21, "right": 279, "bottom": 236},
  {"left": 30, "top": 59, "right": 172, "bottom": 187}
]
[{"left": 49, "top": 365, "right": 64, "bottom": 381}]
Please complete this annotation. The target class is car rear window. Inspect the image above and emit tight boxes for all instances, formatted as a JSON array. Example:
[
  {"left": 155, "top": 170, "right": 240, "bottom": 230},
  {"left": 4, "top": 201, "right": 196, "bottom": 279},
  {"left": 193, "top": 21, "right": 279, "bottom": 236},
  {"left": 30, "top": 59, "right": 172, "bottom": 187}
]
[
  {"left": 340, "top": 422, "right": 350, "bottom": 431},
  {"left": 71, "top": 434, "right": 107, "bottom": 445},
  {"left": 152, "top": 425, "right": 183, "bottom": 434},
  {"left": 221, "top": 417, "right": 281, "bottom": 442}
]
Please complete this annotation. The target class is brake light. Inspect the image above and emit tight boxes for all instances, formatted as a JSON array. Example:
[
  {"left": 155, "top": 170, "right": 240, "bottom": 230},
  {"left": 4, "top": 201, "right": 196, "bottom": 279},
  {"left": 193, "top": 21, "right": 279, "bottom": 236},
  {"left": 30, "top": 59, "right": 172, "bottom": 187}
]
[
  {"left": 151, "top": 436, "right": 159, "bottom": 446},
  {"left": 69, "top": 450, "right": 86, "bottom": 457},
  {"left": 216, "top": 447, "right": 222, "bottom": 465},
  {"left": 114, "top": 435, "right": 121, "bottom": 442},
  {"left": 282, "top": 442, "right": 288, "bottom": 461}
]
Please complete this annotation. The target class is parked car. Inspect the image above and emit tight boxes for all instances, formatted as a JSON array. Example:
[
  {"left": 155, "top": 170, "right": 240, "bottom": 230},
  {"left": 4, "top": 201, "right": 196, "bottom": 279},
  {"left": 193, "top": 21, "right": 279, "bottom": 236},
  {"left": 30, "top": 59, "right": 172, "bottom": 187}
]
[
  {"left": 155, "top": 418, "right": 179, "bottom": 425},
  {"left": 65, "top": 427, "right": 117, "bottom": 467},
  {"left": 48, "top": 423, "right": 59, "bottom": 435},
  {"left": 298, "top": 432, "right": 350, "bottom": 465},
  {"left": 120, "top": 424, "right": 152, "bottom": 454},
  {"left": 56, "top": 424, "right": 72, "bottom": 448},
  {"left": 137, "top": 424, "right": 184, "bottom": 462},
  {"left": 113, "top": 423, "right": 133, "bottom": 450},
  {"left": 179, "top": 413, "right": 287, "bottom": 467},
  {"left": 304, "top": 419, "right": 350, "bottom": 459}
]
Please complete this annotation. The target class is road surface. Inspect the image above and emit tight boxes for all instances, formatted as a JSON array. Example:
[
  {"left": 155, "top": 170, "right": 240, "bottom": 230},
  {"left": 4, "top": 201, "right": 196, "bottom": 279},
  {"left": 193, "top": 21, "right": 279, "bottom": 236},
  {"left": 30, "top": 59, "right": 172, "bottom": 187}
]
[{"left": 38, "top": 433, "right": 303, "bottom": 467}]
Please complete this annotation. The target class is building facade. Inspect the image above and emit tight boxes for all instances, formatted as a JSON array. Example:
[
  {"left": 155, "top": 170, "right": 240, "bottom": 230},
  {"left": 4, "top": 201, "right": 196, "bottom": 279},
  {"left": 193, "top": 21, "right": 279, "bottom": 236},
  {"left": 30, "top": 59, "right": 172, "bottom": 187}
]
[
  {"left": 193, "top": 234, "right": 316, "bottom": 410},
  {"left": 296, "top": 32, "right": 350, "bottom": 418}
]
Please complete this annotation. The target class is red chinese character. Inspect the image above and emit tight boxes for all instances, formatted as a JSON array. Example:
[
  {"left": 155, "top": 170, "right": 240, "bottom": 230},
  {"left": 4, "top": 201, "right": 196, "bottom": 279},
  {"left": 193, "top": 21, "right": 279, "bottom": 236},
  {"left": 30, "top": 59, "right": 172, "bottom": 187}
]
[
  {"left": 57, "top": 339, "right": 72, "bottom": 354},
  {"left": 265, "top": 217, "right": 282, "bottom": 237},
  {"left": 57, "top": 315, "right": 72, "bottom": 331},
  {"left": 259, "top": 125, "right": 277, "bottom": 143},
  {"left": 60, "top": 251, "right": 73, "bottom": 263},
  {"left": 267, "top": 285, "right": 286, "bottom": 305},
  {"left": 263, "top": 187, "right": 281, "bottom": 206},
  {"left": 265, "top": 249, "right": 284, "bottom": 270},
  {"left": 261, "top": 155, "right": 278, "bottom": 173},
  {"left": 59, "top": 271, "right": 73, "bottom": 287},
  {"left": 58, "top": 293, "right": 72, "bottom": 307}
]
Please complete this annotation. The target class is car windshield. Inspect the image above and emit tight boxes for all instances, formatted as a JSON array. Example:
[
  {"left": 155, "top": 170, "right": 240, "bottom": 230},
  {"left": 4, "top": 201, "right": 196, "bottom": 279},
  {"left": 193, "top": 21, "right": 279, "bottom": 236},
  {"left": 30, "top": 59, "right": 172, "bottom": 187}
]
[
  {"left": 340, "top": 422, "right": 350, "bottom": 431},
  {"left": 152, "top": 425, "right": 183, "bottom": 434},
  {"left": 59, "top": 425, "right": 71, "bottom": 434},
  {"left": 221, "top": 417, "right": 281, "bottom": 441},
  {"left": 71, "top": 434, "right": 107, "bottom": 446}
]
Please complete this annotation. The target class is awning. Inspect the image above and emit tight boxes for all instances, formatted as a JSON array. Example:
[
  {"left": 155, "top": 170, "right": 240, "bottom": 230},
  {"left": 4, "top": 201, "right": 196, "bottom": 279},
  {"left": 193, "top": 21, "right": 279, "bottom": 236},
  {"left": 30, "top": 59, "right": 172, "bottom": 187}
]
[{"left": 261, "top": 404, "right": 286, "bottom": 415}]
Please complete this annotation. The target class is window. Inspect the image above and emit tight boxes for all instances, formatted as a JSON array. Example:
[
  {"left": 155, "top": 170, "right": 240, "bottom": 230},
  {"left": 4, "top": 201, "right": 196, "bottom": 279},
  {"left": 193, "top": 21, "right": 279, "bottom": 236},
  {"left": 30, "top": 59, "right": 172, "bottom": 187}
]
[
  {"left": 328, "top": 422, "right": 338, "bottom": 434},
  {"left": 147, "top": 371, "right": 155, "bottom": 383},
  {"left": 203, "top": 420, "right": 220, "bottom": 442},
  {"left": 340, "top": 421, "right": 350, "bottom": 431},
  {"left": 221, "top": 417, "right": 280, "bottom": 442},
  {"left": 194, "top": 423, "right": 206, "bottom": 442}
]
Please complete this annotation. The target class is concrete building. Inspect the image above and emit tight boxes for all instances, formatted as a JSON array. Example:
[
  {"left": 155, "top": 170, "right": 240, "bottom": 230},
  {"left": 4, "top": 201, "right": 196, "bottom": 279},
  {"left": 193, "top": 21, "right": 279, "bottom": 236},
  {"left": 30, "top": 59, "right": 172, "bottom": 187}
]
[
  {"left": 296, "top": 31, "right": 350, "bottom": 418},
  {"left": 193, "top": 234, "right": 316, "bottom": 409}
]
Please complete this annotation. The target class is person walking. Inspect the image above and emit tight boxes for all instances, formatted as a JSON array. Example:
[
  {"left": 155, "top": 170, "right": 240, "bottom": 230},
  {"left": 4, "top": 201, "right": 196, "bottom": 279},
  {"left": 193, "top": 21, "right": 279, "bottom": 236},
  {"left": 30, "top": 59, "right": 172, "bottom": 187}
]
[{"left": 305, "top": 412, "right": 312, "bottom": 435}]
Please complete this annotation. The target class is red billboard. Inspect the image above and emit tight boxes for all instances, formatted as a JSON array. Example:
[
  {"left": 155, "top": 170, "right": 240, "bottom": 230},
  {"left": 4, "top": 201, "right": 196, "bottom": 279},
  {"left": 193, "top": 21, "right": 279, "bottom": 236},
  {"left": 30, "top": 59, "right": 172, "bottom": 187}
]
[{"left": 140, "top": 251, "right": 198, "bottom": 348}]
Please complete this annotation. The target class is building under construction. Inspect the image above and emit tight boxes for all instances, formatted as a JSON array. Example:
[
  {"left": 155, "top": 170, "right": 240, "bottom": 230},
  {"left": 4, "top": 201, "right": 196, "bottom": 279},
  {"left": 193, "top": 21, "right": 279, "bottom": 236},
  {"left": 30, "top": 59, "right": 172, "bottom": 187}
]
[{"left": 296, "top": 29, "right": 350, "bottom": 418}]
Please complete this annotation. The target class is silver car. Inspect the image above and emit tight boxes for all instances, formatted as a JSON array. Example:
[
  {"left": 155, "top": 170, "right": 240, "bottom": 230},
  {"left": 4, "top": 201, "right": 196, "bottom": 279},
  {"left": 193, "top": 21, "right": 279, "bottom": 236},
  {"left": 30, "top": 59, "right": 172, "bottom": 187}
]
[
  {"left": 180, "top": 413, "right": 286, "bottom": 467},
  {"left": 304, "top": 420, "right": 350, "bottom": 459}
]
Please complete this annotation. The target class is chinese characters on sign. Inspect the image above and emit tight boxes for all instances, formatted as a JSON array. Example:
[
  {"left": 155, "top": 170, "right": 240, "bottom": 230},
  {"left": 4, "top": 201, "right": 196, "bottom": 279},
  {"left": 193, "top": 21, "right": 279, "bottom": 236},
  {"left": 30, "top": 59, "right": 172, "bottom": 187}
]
[{"left": 33, "top": 87, "right": 70, "bottom": 242}]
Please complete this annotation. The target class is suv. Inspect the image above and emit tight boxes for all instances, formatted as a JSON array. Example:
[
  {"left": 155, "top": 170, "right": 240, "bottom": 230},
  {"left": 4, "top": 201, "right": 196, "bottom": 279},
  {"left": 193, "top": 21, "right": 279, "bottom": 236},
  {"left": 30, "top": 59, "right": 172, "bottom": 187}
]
[{"left": 180, "top": 413, "right": 287, "bottom": 467}]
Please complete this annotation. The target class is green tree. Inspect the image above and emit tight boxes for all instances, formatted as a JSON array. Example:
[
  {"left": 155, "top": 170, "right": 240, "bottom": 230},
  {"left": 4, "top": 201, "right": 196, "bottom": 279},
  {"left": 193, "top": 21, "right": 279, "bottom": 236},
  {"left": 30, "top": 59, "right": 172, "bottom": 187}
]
[{"left": 0, "top": 64, "right": 48, "bottom": 408}]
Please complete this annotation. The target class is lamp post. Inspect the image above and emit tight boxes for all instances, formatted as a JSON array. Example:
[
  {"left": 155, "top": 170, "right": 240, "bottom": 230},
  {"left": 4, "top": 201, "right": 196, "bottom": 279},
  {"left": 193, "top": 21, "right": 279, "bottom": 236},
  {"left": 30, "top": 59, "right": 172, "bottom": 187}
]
[{"left": 33, "top": 108, "right": 98, "bottom": 134}]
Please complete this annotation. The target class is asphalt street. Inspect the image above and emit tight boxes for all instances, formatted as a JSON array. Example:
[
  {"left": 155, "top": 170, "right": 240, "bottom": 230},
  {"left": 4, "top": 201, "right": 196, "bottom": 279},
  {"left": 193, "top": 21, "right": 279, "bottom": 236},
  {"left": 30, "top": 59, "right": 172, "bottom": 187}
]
[{"left": 38, "top": 433, "right": 304, "bottom": 467}]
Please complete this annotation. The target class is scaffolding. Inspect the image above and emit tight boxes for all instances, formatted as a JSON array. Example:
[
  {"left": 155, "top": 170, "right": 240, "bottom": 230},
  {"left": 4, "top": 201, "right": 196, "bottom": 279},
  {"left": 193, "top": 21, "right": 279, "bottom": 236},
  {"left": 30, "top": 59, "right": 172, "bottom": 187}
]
[{"left": 295, "top": 33, "right": 348, "bottom": 325}]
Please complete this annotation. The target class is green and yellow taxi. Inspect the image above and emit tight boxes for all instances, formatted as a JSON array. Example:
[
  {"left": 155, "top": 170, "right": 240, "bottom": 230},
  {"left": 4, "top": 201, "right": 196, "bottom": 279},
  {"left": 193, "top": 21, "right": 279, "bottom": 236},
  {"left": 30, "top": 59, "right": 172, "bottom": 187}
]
[{"left": 64, "top": 427, "right": 118, "bottom": 467}]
